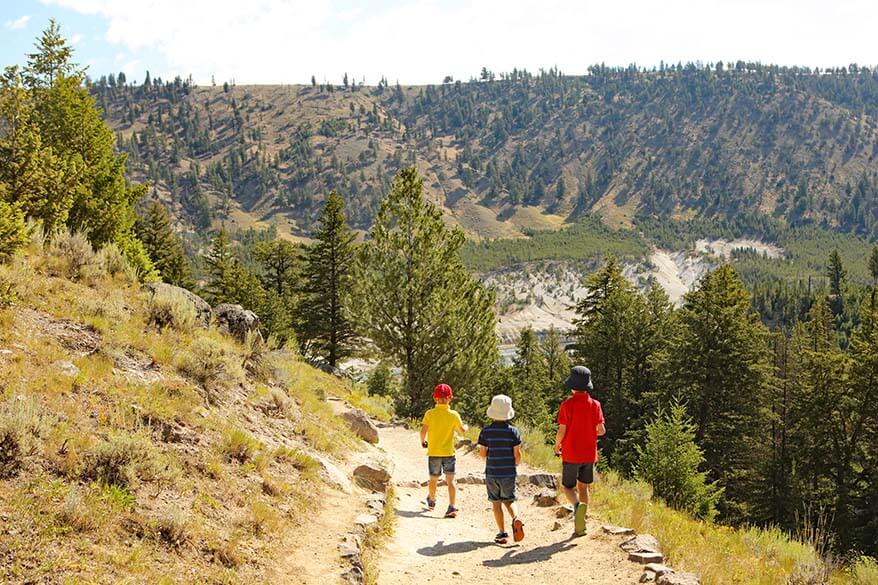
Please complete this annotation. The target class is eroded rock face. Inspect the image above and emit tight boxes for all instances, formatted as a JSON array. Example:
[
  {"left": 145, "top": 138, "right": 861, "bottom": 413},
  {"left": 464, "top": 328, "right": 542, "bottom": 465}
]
[
  {"left": 341, "top": 409, "right": 379, "bottom": 444},
  {"left": 144, "top": 282, "right": 211, "bottom": 328},
  {"left": 353, "top": 460, "right": 392, "bottom": 492},
  {"left": 212, "top": 303, "right": 261, "bottom": 342}
]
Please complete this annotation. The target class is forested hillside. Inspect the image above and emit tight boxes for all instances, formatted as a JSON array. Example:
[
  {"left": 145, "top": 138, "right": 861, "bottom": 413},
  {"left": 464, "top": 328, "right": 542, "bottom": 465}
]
[{"left": 92, "top": 63, "right": 878, "bottom": 239}]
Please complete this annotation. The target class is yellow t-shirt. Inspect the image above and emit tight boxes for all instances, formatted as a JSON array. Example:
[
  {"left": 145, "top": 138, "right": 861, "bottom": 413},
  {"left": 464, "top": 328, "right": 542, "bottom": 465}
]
[{"left": 422, "top": 404, "right": 464, "bottom": 457}]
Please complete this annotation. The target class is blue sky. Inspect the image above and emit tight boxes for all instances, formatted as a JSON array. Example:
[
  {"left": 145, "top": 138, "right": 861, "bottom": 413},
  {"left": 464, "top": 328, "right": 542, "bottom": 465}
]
[{"left": 3, "top": 0, "right": 878, "bottom": 86}]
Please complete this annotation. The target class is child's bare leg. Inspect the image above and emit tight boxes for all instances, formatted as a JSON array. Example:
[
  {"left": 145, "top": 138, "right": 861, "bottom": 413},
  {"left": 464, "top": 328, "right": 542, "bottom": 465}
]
[
  {"left": 562, "top": 486, "right": 579, "bottom": 507},
  {"left": 445, "top": 473, "right": 456, "bottom": 507},
  {"left": 576, "top": 482, "right": 590, "bottom": 506},
  {"left": 492, "top": 502, "right": 505, "bottom": 532},
  {"left": 428, "top": 476, "right": 439, "bottom": 501},
  {"left": 503, "top": 501, "right": 520, "bottom": 520}
]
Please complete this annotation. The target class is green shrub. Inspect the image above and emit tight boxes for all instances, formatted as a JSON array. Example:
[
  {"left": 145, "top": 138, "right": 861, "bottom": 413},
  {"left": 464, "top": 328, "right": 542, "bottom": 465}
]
[
  {"left": 80, "top": 433, "right": 156, "bottom": 488},
  {"left": 0, "top": 200, "right": 29, "bottom": 264},
  {"left": 0, "top": 396, "right": 45, "bottom": 478},
  {"left": 177, "top": 337, "right": 240, "bottom": 395},
  {"left": 97, "top": 243, "right": 136, "bottom": 281},
  {"left": 48, "top": 231, "right": 98, "bottom": 280},
  {"left": 147, "top": 287, "right": 197, "bottom": 331},
  {"left": 366, "top": 361, "right": 396, "bottom": 397},
  {"left": 220, "top": 427, "right": 261, "bottom": 464},
  {"left": 0, "top": 275, "right": 16, "bottom": 309},
  {"left": 635, "top": 402, "right": 723, "bottom": 521},
  {"left": 154, "top": 506, "right": 191, "bottom": 548},
  {"left": 242, "top": 331, "right": 273, "bottom": 382}
]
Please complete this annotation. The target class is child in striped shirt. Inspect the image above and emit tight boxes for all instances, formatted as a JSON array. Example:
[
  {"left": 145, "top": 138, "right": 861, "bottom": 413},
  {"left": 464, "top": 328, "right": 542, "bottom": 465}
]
[{"left": 477, "top": 394, "right": 524, "bottom": 544}]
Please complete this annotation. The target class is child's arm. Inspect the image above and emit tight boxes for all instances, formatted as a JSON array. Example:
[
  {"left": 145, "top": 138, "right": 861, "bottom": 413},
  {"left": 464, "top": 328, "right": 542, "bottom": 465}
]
[
  {"left": 419, "top": 424, "right": 429, "bottom": 448},
  {"left": 479, "top": 446, "right": 488, "bottom": 460},
  {"left": 596, "top": 423, "right": 606, "bottom": 437},
  {"left": 554, "top": 424, "right": 567, "bottom": 455},
  {"left": 513, "top": 445, "right": 522, "bottom": 466}
]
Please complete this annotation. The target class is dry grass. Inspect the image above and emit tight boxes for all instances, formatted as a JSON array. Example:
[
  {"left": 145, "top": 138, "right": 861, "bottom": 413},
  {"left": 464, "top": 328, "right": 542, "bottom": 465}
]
[
  {"left": 361, "top": 486, "right": 396, "bottom": 585},
  {"left": 146, "top": 286, "right": 197, "bottom": 331},
  {"left": 0, "top": 243, "right": 358, "bottom": 582}
]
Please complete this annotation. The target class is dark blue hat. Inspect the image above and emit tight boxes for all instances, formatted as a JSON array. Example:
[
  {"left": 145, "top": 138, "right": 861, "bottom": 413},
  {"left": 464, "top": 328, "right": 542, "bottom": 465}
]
[{"left": 564, "top": 366, "right": 593, "bottom": 391}]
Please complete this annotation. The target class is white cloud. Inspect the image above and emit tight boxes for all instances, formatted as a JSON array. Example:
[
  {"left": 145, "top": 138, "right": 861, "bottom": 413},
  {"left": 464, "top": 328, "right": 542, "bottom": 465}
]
[
  {"left": 70, "top": 33, "right": 84, "bottom": 44},
  {"left": 5, "top": 15, "right": 32, "bottom": 29},
  {"left": 38, "top": 0, "right": 878, "bottom": 85}
]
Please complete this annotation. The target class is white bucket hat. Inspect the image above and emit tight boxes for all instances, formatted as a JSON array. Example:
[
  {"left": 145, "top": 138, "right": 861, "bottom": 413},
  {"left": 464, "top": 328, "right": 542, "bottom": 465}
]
[{"left": 486, "top": 394, "right": 515, "bottom": 421}]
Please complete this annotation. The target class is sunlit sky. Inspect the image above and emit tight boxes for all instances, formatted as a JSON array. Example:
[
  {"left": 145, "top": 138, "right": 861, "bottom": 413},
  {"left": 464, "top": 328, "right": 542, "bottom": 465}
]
[{"left": 2, "top": 0, "right": 877, "bottom": 86}]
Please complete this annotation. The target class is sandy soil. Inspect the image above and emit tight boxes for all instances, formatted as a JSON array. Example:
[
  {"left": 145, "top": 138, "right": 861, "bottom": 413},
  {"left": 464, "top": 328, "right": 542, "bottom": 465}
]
[{"left": 375, "top": 426, "right": 643, "bottom": 585}]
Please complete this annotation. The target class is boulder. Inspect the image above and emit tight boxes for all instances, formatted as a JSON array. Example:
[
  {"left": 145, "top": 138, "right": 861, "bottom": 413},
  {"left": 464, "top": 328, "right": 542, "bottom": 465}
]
[
  {"left": 533, "top": 489, "right": 560, "bottom": 507},
  {"left": 354, "top": 514, "right": 378, "bottom": 527},
  {"left": 212, "top": 303, "right": 261, "bottom": 342},
  {"left": 602, "top": 525, "right": 636, "bottom": 536},
  {"left": 621, "top": 534, "right": 661, "bottom": 554},
  {"left": 341, "top": 409, "right": 380, "bottom": 444},
  {"left": 457, "top": 473, "right": 486, "bottom": 485},
  {"left": 629, "top": 552, "right": 665, "bottom": 564},
  {"left": 640, "top": 571, "right": 657, "bottom": 583},
  {"left": 144, "top": 282, "right": 211, "bottom": 328},
  {"left": 645, "top": 564, "right": 674, "bottom": 576},
  {"left": 555, "top": 505, "right": 574, "bottom": 518},
  {"left": 353, "top": 461, "right": 392, "bottom": 492},
  {"left": 313, "top": 454, "right": 352, "bottom": 493},
  {"left": 53, "top": 360, "right": 80, "bottom": 377},
  {"left": 657, "top": 573, "right": 700, "bottom": 585},
  {"left": 338, "top": 533, "right": 361, "bottom": 558},
  {"left": 526, "top": 473, "right": 558, "bottom": 489}
]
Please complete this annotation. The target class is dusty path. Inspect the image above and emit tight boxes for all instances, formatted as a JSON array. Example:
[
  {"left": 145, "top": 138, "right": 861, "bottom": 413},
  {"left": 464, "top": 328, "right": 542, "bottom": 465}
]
[{"left": 377, "top": 426, "right": 643, "bottom": 584}]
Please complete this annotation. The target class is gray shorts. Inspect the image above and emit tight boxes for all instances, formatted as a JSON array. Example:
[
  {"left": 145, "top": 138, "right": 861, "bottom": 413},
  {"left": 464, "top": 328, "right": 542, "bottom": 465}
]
[
  {"left": 486, "top": 476, "right": 517, "bottom": 502},
  {"left": 428, "top": 456, "right": 456, "bottom": 477},
  {"left": 562, "top": 462, "right": 594, "bottom": 488}
]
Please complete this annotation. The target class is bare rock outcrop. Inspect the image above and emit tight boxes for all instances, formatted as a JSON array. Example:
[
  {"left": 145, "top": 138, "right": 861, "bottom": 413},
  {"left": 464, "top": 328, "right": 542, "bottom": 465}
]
[
  {"left": 341, "top": 408, "right": 380, "bottom": 444},
  {"left": 212, "top": 303, "right": 261, "bottom": 342},
  {"left": 353, "top": 460, "right": 393, "bottom": 492},
  {"left": 144, "top": 282, "right": 211, "bottom": 328}
]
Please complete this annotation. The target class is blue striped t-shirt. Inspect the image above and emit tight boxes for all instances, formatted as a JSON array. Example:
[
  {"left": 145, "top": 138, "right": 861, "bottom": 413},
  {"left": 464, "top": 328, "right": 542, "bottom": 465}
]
[{"left": 477, "top": 421, "right": 522, "bottom": 479}]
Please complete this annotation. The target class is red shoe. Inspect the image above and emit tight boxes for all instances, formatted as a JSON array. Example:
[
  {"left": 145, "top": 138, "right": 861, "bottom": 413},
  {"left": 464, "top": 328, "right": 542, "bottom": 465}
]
[{"left": 512, "top": 518, "right": 525, "bottom": 542}]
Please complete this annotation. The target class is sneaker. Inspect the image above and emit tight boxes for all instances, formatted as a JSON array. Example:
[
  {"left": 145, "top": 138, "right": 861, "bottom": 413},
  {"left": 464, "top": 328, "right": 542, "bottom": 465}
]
[
  {"left": 574, "top": 502, "right": 587, "bottom": 536},
  {"left": 494, "top": 532, "right": 509, "bottom": 544},
  {"left": 444, "top": 506, "right": 458, "bottom": 518},
  {"left": 426, "top": 496, "right": 436, "bottom": 510},
  {"left": 512, "top": 517, "right": 525, "bottom": 542}
]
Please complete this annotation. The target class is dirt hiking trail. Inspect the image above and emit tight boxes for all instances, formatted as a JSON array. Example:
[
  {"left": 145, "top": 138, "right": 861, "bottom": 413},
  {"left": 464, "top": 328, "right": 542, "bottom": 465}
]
[{"left": 376, "top": 425, "right": 643, "bottom": 584}]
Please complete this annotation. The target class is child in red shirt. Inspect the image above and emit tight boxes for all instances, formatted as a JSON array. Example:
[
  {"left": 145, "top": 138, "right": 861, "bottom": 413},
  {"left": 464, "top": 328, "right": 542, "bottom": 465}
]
[{"left": 554, "top": 366, "right": 605, "bottom": 537}]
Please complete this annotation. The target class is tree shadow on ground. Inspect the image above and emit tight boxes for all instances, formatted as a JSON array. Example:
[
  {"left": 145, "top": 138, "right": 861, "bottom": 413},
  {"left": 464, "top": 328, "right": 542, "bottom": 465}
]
[
  {"left": 417, "top": 540, "right": 496, "bottom": 556},
  {"left": 482, "top": 536, "right": 577, "bottom": 567}
]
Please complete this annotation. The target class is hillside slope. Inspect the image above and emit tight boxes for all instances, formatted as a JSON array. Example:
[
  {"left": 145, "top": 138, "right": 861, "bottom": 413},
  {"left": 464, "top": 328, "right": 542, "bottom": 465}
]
[
  {"left": 0, "top": 235, "right": 364, "bottom": 583},
  {"left": 94, "top": 65, "right": 878, "bottom": 240}
]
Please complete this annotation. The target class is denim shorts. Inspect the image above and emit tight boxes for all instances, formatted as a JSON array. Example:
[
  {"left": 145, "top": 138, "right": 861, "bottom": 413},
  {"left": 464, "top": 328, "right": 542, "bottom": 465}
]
[
  {"left": 486, "top": 476, "right": 517, "bottom": 502},
  {"left": 428, "top": 456, "right": 456, "bottom": 477}
]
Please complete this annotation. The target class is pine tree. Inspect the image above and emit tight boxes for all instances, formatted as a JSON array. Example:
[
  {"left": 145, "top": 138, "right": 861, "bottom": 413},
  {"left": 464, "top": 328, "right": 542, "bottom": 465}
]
[
  {"left": 0, "top": 197, "right": 28, "bottom": 263},
  {"left": 869, "top": 245, "right": 878, "bottom": 285},
  {"left": 635, "top": 402, "right": 723, "bottom": 520},
  {"left": 300, "top": 192, "right": 357, "bottom": 367},
  {"left": 827, "top": 249, "right": 847, "bottom": 315},
  {"left": 354, "top": 168, "right": 497, "bottom": 417},
  {"left": 202, "top": 228, "right": 238, "bottom": 304},
  {"left": 511, "top": 327, "right": 550, "bottom": 430},
  {"left": 656, "top": 265, "right": 771, "bottom": 521},
  {"left": 134, "top": 202, "right": 192, "bottom": 288}
]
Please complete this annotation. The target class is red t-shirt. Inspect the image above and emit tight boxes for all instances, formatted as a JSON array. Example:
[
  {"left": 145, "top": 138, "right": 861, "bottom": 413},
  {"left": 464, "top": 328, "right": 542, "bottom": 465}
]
[{"left": 557, "top": 392, "right": 604, "bottom": 464}]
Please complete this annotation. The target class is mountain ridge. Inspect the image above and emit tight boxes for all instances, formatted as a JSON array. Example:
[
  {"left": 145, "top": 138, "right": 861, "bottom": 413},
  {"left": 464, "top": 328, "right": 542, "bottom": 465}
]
[{"left": 92, "top": 64, "right": 878, "bottom": 242}]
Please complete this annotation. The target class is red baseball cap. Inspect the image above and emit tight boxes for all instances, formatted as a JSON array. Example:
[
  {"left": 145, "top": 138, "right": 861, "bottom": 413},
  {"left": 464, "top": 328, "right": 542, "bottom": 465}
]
[{"left": 433, "top": 383, "right": 453, "bottom": 399}]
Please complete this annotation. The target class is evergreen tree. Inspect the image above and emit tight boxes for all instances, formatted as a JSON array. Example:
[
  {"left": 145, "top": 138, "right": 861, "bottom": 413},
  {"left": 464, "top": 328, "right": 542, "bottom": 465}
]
[
  {"left": 354, "top": 168, "right": 497, "bottom": 418},
  {"left": 827, "top": 249, "right": 847, "bottom": 315},
  {"left": 656, "top": 265, "right": 771, "bottom": 521},
  {"left": 541, "top": 325, "right": 570, "bottom": 413},
  {"left": 0, "top": 197, "right": 28, "bottom": 263},
  {"left": 511, "top": 327, "right": 550, "bottom": 430},
  {"left": 134, "top": 201, "right": 192, "bottom": 288},
  {"left": 202, "top": 228, "right": 238, "bottom": 304},
  {"left": 300, "top": 192, "right": 357, "bottom": 367},
  {"left": 870, "top": 245, "right": 878, "bottom": 285},
  {"left": 635, "top": 402, "right": 723, "bottom": 521}
]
